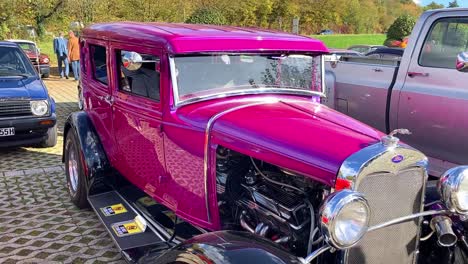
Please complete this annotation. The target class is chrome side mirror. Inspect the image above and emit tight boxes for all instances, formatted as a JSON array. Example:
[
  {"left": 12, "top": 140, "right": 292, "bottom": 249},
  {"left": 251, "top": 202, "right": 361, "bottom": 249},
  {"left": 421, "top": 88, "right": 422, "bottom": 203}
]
[
  {"left": 324, "top": 54, "right": 340, "bottom": 68},
  {"left": 456, "top": 52, "right": 468, "bottom": 72},
  {"left": 122, "top": 51, "right": 160, "bottom": 71},
  {"left": 122, "top": 51, "right": 143, "bottom": 71}
]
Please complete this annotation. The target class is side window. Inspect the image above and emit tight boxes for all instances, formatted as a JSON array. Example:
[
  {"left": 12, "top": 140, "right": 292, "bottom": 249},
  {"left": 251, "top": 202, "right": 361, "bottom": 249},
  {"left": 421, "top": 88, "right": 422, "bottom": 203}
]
[
  {"left": 90, "top": 45, "right": 108, "bottom": 85},
  {"left": 80, "top": 40, "right": 86, "bottom": 73},
  {"left": 116, "top": 50, "right": 160, "bottom": 101},
  {"left": 419, "top": 18, "right": 468, "bottom": 69}
]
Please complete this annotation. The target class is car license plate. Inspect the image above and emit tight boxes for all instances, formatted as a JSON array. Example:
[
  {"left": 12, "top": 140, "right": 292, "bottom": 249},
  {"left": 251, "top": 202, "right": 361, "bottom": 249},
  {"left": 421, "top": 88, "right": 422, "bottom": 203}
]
[{"left": 0, "top": 127, "right": 15, "bottom": 137}]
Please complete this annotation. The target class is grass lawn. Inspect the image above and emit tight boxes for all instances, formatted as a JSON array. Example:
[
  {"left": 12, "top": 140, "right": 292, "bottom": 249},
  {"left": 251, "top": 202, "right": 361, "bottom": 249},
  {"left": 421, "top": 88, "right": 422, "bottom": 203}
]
[
  {"left": 37, "top": 37, "right": 57, "bottom": 65},
  {"left": 310, "top": 34, "right": 386, "bottom": 49}
]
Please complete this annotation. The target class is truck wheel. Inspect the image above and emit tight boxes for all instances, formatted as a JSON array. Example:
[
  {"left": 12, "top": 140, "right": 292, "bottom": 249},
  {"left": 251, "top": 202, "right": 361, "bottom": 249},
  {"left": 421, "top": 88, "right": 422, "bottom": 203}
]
[
  {"left": 64, "top": 130, "right": 89, "bottom": 209},
  {"left": 42, "top": 73, "right": 50, "bottom": 78},
  {"left": 40, "top": 124, "right": 57, "bottom": 148}
]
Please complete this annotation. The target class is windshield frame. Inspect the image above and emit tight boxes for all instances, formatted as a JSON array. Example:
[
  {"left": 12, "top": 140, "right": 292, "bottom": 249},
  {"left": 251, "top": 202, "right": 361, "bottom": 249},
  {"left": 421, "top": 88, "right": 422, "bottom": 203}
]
[{"left": 169, "top": 53, "right": 326, "bottom": 108}]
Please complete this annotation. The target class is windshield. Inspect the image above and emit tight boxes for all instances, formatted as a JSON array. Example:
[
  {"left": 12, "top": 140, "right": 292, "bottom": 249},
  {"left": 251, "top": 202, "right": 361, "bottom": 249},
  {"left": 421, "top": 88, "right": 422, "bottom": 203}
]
[
  {"left": 16, "top": 42, "right": 38, "bottom": 54},
  {"left": 173, "top": 54, "right": 323, "bottom": 104},
  {"left": 0, "top": 47, "right": 36, "bottom": 77}
]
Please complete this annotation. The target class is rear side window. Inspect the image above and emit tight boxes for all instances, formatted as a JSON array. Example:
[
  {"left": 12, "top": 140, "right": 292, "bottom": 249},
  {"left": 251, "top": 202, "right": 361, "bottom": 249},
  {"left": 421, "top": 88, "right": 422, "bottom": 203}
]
[
  {"left": 80, "top": 40, "right": 86, "bottom": 73},
  {"left": 419, "top": 17, "right": 468, "bottom": 69},
  {"left": 90, "top": 45, "right": 108, "bottom": 84}
]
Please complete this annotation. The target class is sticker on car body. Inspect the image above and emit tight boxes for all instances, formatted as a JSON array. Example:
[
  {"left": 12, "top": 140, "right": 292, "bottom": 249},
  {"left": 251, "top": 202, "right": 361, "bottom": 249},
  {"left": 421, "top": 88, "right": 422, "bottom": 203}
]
[
  {"left": 100, "top": 203, "right": 127, "bottom": 216},
  {"left": 111, "top": 220, "right": 143, "bottom": 237}
]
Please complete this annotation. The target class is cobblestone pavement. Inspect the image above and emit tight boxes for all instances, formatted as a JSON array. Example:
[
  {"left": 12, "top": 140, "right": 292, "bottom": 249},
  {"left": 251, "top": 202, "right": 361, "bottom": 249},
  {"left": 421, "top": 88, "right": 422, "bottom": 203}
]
[{"left": 0, "top": 77, "right": 124, "bottom": 263}]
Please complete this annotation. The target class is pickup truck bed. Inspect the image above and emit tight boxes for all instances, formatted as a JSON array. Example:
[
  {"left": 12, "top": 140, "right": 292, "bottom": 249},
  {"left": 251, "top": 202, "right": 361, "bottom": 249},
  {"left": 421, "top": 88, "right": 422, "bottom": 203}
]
[{"left": 324, "top": 8, "right": 468, "bottom": 177}]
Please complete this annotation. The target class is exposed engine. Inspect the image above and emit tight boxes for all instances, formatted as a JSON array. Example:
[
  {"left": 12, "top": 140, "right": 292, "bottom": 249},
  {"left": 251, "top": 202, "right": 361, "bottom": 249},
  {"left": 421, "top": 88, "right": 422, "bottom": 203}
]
[{"left": 216, "top": 146, "right": 329, "bottom": 256}]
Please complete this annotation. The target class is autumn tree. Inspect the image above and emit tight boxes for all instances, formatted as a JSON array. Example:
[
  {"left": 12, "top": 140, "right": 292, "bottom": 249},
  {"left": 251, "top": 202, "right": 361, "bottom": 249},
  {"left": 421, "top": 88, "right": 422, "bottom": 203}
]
[
  {"left": 27, "top": 0, "right": 65, "bottom": 37},
  {"left": 448, "top": 1, "right": 459, "bottom": 8},
  {"left": 424, "top": 1, "right": 444, "bottom": 11}
]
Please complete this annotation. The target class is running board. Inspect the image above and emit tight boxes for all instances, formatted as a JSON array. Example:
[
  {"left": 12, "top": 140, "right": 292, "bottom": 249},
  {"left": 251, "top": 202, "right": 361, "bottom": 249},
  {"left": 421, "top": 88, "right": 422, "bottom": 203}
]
[{"left": 88, "top": 191, "right": 169, "bottom": 262}]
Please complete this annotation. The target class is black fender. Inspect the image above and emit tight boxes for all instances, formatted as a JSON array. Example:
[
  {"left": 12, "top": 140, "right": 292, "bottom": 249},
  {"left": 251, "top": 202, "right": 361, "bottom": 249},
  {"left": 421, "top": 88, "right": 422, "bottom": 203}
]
[
  {"left": 146, "top": 231, "right": 302, "bottom": 264},
  {"left": 63, "top": 111, "right": 112, "bottom": 195}
]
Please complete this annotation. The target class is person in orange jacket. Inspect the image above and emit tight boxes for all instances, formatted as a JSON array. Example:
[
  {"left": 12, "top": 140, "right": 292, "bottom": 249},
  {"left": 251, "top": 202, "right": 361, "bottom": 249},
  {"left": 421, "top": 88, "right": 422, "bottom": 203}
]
[{"left": 67, "top": 31, "right": 80, "bottom": 81}]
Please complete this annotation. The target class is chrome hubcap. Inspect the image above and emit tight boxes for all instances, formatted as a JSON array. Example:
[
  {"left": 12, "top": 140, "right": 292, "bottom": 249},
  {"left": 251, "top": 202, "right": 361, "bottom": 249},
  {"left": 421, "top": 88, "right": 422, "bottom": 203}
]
[{"left": 68, "top": 146, "right": 79, "bottom": 193}]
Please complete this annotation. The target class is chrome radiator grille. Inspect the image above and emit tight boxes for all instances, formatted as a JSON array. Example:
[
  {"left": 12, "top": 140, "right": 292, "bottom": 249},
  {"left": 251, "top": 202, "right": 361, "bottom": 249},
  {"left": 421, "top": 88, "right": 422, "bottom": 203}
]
[
  {"left": 0, "top": 101, "right": 32, "bottom": 118},
  {"left": 346, "top": 167, "right": 425, "bottom": 264}
]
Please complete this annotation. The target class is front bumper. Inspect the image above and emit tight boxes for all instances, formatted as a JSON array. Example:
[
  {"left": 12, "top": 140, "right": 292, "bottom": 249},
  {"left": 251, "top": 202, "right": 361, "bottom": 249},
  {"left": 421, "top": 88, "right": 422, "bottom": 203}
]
[
  {"left": 39, "top": 64, "right": 50, "bottom": 76},
  {"left": 0, "top": 114, "right": 56, "bottom": 147}
]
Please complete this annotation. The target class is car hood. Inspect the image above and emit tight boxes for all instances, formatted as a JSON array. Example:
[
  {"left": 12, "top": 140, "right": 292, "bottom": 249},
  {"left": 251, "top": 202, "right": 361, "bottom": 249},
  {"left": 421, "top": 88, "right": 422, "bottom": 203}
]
[
  {"left": 176, "top": 96, "right": 383, "bottom": 186},
  {"left": 0, "top": 78, "right": 47, "bottom": 99}
]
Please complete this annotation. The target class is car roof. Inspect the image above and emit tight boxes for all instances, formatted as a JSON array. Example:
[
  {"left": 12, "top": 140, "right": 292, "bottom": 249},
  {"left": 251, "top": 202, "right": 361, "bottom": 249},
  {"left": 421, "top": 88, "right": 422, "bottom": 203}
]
[
  {"left": 0, "top": 41, "right": 20, "bottom": 47},
  {"left": 83, "top": 22, "right": 329, "bottom": 54},
  {"left": 6, "top": 39, "right": 36, "bottom": 44}
]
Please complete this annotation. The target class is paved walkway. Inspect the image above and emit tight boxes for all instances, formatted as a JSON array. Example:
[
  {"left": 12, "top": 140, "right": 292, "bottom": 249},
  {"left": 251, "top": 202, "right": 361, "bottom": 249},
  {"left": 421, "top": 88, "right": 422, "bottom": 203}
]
[{"left": 0, "top": 77, "right": 123, "bottom": 263}]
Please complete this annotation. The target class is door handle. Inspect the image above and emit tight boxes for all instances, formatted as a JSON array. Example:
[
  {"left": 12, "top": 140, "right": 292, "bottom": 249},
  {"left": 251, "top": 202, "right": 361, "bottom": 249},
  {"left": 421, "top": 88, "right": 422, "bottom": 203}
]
[
  {"left": 98, "top": 95, "right": 114, "bottom": 105},
  {"left": 408, "top": 72, "right": 429, "bottom": 78},
  {"left": 373, "top": 68, "right": 383, "bottom": 72},
  {"left": 104, "top": 95, "right": 114, "bottom": 105}
]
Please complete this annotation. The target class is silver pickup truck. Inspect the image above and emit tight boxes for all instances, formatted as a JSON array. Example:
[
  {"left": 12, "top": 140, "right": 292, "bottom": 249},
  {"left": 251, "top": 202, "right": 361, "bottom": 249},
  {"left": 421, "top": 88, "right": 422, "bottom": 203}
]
[{"left": 324, "top": 8, "right": 468, "bottom": 177}]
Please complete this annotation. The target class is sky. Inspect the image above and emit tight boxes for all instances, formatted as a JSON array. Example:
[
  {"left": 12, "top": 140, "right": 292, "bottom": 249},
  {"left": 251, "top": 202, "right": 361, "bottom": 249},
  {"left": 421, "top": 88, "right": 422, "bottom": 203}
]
[{"left": 413, "top": 0, "right": 468, "bottom": 7}]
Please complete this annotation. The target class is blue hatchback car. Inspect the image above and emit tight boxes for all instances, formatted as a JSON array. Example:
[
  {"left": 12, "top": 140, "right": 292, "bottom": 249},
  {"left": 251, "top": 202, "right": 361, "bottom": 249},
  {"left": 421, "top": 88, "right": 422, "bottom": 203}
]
[{"left": 0, "top": 41, "right": 57, "bottom": 148}]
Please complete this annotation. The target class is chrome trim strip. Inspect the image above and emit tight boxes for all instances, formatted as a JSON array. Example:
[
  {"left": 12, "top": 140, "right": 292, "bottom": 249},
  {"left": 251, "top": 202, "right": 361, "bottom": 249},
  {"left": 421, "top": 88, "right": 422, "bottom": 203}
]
[
  {"left": 321, "top": 55, "right": 326, "bottom": 98},
  {"left": 368, "top": 209, "right": 450, "bottom": 232},
  {"left": 169, "top": 57, "right": 180, "bottom": 107},
  {"left": 176, "top": 88, "right": 324, "bottom": 108},
  {"left": 335, "top": 142, "right": 428, "bottom": 191},
  {"left": 203, "top": 100, "right": 278, "bottom": 223},
  {"left": 303, "top": 245, "right": 332, "bottom": 263}
]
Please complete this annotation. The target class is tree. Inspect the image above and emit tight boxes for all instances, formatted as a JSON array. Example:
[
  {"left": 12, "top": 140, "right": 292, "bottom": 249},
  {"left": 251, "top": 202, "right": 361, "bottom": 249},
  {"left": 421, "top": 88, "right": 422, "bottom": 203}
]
[
  {"left": 448, "top": 0, "right": 459, "bottom": 8},
  {"left": 27, "top": 0, "right": 65, "bottom": 37},
  {"left": 424, "top": 1, "right": 444, "bottom": 11},
  {"left": 386, "top": 14, "right": 416, "bottom": 41},
  {"left": 186, "top": 7, "right": 227, "bottom": 25}
]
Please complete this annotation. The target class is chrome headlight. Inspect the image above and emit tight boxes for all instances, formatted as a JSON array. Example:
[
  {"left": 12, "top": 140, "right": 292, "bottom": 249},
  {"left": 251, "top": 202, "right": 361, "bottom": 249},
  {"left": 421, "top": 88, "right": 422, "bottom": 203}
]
[
  {"left": 319, "top": 190, "right": 370, "bottom": 249},
  {"left": 30, "top": 100, "right": 49, "bottom": 116},
  {"left": 439, "top": 166, "right": 468, "bottom": 215}
]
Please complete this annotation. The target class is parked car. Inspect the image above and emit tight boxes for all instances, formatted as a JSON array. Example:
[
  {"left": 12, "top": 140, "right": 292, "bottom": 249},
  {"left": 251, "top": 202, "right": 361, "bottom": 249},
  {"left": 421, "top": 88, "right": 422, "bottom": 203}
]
[
  {"left": 347, "top": 44, "right": 386, "bottom": 54},
  {"left": 64, "top": 22, "right": 468, "bottom": 264},
  {"left": 365, "top": 47, "right": 404, "bottom": 59},
  {"left": 0, "top": 41, "right": 57, "bottom": 148},
  {"left": 328, "top": 48, "right": 362, "bottom": 59},
  {"left": 324, "top": 8, "right": 468, "bottom": 177},
  {"left": 317, "top": 29, "right": 334, "bottom": 35},
  {"left": 7, "top": 39, "right": 51, "bottom": 78}
]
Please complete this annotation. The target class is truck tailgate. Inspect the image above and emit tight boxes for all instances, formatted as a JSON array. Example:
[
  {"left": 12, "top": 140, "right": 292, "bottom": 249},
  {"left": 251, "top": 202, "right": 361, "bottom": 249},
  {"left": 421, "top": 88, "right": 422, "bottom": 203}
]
[{"left": 325, "top": 58, "right": 399, "bottom": 133}]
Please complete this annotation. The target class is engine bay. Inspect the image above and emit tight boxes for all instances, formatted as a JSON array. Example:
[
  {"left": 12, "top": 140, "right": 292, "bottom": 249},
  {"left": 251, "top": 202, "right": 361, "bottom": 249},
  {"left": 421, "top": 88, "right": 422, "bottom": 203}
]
[{"left": 216, "top": 146, "right": 330, "bottom": 256}]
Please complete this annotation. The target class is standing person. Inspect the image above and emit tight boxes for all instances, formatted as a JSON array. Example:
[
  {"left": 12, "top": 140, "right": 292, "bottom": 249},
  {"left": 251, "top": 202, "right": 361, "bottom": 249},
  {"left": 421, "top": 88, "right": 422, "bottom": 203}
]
[
  {"left": 54, "top": 32, "right": 69, "bottom": 79},
  {"left": 67, "top": 31, "right": 80, "bottom": 81}
]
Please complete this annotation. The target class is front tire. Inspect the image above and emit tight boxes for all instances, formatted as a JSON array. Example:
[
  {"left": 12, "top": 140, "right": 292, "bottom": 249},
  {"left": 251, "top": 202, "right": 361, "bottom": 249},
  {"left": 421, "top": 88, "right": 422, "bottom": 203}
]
[
  {"left": 40, "top": 124, "right": 57, "bottom": 148},
  {"left": 64, "top": 130, "right": 89, "bottom": 209}
]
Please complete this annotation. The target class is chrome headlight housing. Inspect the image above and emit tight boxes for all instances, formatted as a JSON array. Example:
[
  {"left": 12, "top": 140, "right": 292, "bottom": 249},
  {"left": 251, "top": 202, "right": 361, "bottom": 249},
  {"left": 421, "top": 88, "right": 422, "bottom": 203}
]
[
  {"left": 319, "top": 189, "right": 370, "bottom": 249},
  {"left": 30, "top": 100, "right": 49, "bottom": 116},
  {"left": 439, "top": 166, "right": 468, "bottom": 215}
]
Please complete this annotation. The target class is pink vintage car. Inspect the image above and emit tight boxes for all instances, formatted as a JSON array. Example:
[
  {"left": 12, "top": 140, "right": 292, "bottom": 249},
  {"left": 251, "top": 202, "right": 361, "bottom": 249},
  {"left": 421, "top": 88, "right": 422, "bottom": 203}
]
[{"left": 63, "top": 23, "right": 468, "bottom": 264}]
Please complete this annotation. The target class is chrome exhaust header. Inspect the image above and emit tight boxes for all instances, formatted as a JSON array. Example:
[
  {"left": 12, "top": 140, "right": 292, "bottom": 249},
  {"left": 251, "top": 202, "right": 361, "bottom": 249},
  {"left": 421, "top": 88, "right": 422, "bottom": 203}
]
[{"left": 431, "top": 216, "right": 457, "bottom": 247}]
